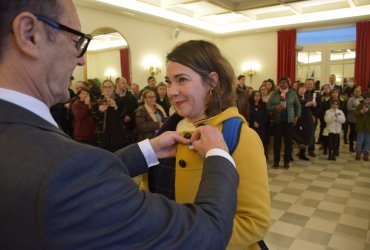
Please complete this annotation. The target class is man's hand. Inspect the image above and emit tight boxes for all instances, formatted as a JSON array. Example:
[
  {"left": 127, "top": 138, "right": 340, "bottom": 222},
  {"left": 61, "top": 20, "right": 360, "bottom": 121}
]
[
  {"left": 312, "top": 115, "right": 316, "bottom": 124},
  {"left": 150, "top": 131, "right": 190, "bottom": 159},
  {"left": 276, "top": 104, "right": 285, "bottom": 112},
  {"left": 190, "top": 125, "right": 228, "bottom": 158},
  {"left": 293, "top": 116, "right": 299, "bottom": 126},
  {"left": 107, "top": 98, "right": 117, "bottom": 109},
  {"left": 99, "top": 104, "right": 108, "bottom": 112},
  {"left": 123, "top": 116, "right": 131, "bottom": 123}
]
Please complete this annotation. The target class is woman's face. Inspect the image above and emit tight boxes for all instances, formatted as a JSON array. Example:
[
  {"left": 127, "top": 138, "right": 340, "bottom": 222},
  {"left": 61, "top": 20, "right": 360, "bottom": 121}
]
[
  {"left": 102, "top": 81, "right": 114, "bottom": 98},
  {"left": 265, "top": 82, "right": 272, "bottom": 90},
  {"left": 166, "top": 61, "right": 210, "bottom": 122},
  {"left": 260, "top": 86, "right": 268, "bottom": 96},
  {"left": 144, "top": 91, "right": 156, "bottom": 106},
  {"left": 331, "top": 102, "right": 339, "bottom": 109},
  {"left": 157, "top": 85, "right": 167, "bottom": 97},
  {"left": 254, "top": 92, "right": 261, "bottom": 102},
  {"left": 279, "top": 80, "right": 289, "bottom": 90},
  {"left": 323, "top": 85, "right": 330, "bottom": 94},
  {"left": 353, "top": 88, "right": 362, "bottom": 98},
  {"left": 298, "top": 86, "right": 306, "bottom": 95},
  {"left": 331, "top": 91, "right": 339, "bottom": 99},
  {"left": 79, "top": 90, "right": 89, "bottom": 102}
]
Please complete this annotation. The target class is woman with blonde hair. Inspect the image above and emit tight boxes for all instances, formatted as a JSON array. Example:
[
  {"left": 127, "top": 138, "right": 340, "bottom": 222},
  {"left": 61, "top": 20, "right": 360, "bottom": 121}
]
[{"left": 144, "top": 40, "right": 270, "bottom": 250}]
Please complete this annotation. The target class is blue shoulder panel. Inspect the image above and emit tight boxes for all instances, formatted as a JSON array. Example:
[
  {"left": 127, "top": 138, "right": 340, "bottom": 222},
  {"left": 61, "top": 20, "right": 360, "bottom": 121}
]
[{"left": 222, "top": 117, "right": 243, "bottom": 155}]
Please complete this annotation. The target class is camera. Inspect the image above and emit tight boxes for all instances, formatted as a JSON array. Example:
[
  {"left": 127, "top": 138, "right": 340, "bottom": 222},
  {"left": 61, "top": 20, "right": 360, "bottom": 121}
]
[{"left": 99, "top": 99, "right": 108, "bottom": 105}]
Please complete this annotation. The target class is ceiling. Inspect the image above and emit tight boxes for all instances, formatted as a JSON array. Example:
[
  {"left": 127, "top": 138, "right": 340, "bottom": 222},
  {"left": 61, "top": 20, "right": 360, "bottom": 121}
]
[{"left": 74, "top": 0, "right": 370, "bottom": 36}]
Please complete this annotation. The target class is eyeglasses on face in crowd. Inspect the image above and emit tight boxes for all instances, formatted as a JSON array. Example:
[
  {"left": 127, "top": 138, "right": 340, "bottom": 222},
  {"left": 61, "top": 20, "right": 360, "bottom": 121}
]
[
  {"left": 36, "top": 15, "right": 92, "bottom": 58},
  {"left": 145, "top": 96, "right": 156, "bottom": 99}
]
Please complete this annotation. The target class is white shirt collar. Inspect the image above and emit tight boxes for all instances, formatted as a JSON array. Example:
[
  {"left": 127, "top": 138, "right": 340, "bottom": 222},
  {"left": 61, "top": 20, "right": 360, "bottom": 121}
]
[{"left": 0, "top": 88, "right": 58, "bottom": 127}]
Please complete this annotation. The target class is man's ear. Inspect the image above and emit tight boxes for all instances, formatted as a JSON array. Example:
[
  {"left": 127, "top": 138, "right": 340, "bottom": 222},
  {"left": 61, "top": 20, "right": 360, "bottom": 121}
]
[
  {"left": 209, "top": 72, "right": 219, "bottom": 89},
  {"left": 11, "top": 12, "right": 41, "bottom": 58}
]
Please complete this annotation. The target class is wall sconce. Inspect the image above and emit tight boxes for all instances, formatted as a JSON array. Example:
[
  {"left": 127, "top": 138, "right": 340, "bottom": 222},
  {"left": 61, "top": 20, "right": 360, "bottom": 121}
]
[
  {"left": 104, "top": 69, "right": 118, "bottom": 80},
  {"left": 242, "top": 61, "right": 260, "bottom": 84},
  {"left": 143, "top": 55, "right": 162, "bottom": 76},
  {"left": 149, "top": 66, "right": 161, "bottom": 76},
  {"left": 245, "top": 68, "right": 256, "bottom": 84}
]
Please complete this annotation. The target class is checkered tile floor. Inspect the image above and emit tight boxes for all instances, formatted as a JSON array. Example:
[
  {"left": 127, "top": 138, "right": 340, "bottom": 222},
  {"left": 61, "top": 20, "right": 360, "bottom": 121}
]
[{"left": 264, "top": 142, "right": 370, "bottom": 250}]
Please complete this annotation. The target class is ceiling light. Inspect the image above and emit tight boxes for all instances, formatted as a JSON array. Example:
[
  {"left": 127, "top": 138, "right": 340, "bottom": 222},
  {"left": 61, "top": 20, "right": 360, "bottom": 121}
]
[
  {"left": 96, "top": 0, "right": 370, "bottom": 34},
  {"left": 88, "top": 39, "right": 127, "bottom": 51}
]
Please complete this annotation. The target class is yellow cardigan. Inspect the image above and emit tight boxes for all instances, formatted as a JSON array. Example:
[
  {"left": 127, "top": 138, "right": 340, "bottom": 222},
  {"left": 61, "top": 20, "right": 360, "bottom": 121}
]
[{"left": 144, "top": 107, "right": 271, "bottom": 249}]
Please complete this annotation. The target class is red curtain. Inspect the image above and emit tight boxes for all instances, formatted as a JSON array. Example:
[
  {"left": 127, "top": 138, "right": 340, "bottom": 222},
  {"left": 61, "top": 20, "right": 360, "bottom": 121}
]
[
  {"left": 120, "top": 48, "right": 131, "bottom": 83},
  {"left": 277, "top": 29, "right": 296, "bottom": 85},
  {"left": 355, "top": 21, "right": 370, "bottom": 91}
]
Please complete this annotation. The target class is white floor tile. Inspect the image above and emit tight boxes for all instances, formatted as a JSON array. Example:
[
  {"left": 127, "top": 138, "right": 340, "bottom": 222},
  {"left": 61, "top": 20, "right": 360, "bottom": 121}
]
[
  {"left": 339, "top": 214, "right": 369, "bottom": 230},
  {"left": 269, "top": 221, "right": 303, "bottom": 238},
  {"left": 317, "top": 201, "right": 345, "bottom": 213},
  {"left": 305, "top": 217, "right": 337, "bottom": 233}
]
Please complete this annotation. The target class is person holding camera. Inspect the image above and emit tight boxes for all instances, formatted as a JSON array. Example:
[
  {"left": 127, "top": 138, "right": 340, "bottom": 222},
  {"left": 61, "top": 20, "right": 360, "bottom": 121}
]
[
  {"left": 0, "top": 1, "right": 240, "bottom": 248},
  {"left": 72, "top": 86, "right": 96, "bottom": 143},
  {"left": 267, "top": 77, "right": 301, "bottom": 169},
  {"left": 93, "top": 79, "right": 130, "bottom": 151}
]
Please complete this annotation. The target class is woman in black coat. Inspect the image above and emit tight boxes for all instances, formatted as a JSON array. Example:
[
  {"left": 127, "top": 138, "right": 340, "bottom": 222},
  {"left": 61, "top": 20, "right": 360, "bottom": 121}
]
[
  {"left": 248, "top": 91, "right": 269, "bottom": 159},
  {"left": 294, "top": 84, "right": 315, "bottom": 160}
]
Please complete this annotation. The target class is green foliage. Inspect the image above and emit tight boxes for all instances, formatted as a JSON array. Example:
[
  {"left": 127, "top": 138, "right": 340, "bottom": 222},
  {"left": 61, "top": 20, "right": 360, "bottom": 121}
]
[{"left": 89, "top": 78, "right": 101, "bottom": 88}]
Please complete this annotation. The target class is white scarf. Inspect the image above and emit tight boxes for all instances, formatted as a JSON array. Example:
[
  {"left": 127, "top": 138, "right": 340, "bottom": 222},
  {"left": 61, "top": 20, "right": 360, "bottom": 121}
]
[
  {"left": 144, "top": 103, "right": 167, "bottom": 122},
  {"left": 279, "top": 87, "right": 289, "bottom": 100}
]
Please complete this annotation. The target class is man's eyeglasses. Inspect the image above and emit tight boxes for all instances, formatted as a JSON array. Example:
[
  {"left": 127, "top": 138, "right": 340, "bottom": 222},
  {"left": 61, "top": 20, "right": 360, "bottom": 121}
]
[{"left": 36, "top": 15, "right": 92, "bottom": 58}]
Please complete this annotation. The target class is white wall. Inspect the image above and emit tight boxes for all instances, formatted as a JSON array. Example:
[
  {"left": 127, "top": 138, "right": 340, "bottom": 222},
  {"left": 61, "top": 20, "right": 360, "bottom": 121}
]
[
  {"left": 74, "top": 5, "right": 214, "bottom": 88},
  {"left": 73, "top": 5, "right": 279, "bottom": 91},
  {"left": 86, "top": 49, "right": 121, "bottom": 81},
  {"left": 219, "top": 32, "right": 278, "bottom": 90}
]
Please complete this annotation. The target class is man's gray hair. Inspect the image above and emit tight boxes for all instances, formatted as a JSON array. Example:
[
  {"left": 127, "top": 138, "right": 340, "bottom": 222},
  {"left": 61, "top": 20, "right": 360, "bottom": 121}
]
[{"left": 0, "top": 0, "right": 61, "bottom": 61}]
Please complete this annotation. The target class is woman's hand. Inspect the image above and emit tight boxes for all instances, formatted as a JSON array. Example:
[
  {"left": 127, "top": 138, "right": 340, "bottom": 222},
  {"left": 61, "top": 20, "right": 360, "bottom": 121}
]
[
  {"left": 84, "top": 95, "right": 90, "bottom": 105},
  {"left": 99, "top": 104, "right": 108, "bottom": 112},
  {"left": 107, "top": 98, "right": 117, "bottom": 109}
]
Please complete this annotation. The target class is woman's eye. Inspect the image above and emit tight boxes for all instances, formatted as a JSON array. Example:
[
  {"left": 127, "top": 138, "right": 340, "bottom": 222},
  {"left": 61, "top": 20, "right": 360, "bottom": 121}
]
[{"left": 178, "top": 77, "right": 187, "bottom": 83}]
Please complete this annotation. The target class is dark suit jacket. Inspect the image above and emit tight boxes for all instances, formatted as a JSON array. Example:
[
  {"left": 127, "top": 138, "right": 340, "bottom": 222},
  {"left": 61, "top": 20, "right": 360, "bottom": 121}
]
[{"left": 0, "top": 99, "right": 239, "bottom": 250}]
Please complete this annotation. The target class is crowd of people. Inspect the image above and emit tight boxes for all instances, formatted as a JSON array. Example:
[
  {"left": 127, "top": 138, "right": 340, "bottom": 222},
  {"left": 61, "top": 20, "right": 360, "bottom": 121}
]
[
  {"left": 50, "top": 40, "right": 272, "bottom": 249},
  {"left": 2, "top": 0, "right": 369, "bottom": 248},
  {"left": 1, "top": 1, "right": 242, "bottom": 248},
  {"left": 236, "top": 74, "right": 370, "bottom": 167},
  {"left": 54, "top": 70, "right": 370, "bottom": 168}
]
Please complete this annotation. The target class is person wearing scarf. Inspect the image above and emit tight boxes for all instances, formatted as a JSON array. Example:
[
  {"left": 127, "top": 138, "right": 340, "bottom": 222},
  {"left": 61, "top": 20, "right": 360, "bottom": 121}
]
[
  {"left": 135, "top": 89, "right": 168, "bottom": 141},
  {"left": 267, "top": 77, "right": 301, "bottom": 169}
]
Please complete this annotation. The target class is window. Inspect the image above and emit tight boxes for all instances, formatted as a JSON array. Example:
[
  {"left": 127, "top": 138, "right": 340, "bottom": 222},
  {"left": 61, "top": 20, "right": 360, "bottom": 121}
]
[
  {"left": 297, "top": 26, "right": 355, "bottom": 45},
  {"left": 296, "top": 27, "right": 356, "bottom": 85},
  {"left": 296, "top": 51, "right": 322, "bottom": 83}
]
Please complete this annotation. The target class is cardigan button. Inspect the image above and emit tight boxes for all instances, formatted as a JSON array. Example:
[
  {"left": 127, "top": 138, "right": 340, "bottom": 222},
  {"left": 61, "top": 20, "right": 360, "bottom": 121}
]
[
  {"left": 179, "top": 160, "right": 187, "bottom": 168},
  {"left": 184, "top": 133, "right": 192, "bottom": 139}
]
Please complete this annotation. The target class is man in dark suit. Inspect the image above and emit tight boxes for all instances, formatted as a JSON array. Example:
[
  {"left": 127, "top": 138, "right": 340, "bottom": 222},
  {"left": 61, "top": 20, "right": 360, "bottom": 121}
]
[
  {"left": 115, "top": 77, "right": 139, "bottom": 143},
  {"left": 0, "top": 1, "right": 239, "bottom": 249},
  {"left": 304, "top": 78, "right": 322, "bottom": 157},
  {"left": 328, "top": 74, "right": 343, "bottom": 93}
]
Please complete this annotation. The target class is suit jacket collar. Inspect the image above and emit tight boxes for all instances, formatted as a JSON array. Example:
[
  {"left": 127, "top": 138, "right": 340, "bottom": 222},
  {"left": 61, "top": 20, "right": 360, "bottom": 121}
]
[{"left": 0, "top": 99, "right": 69, "bottom": 138}]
